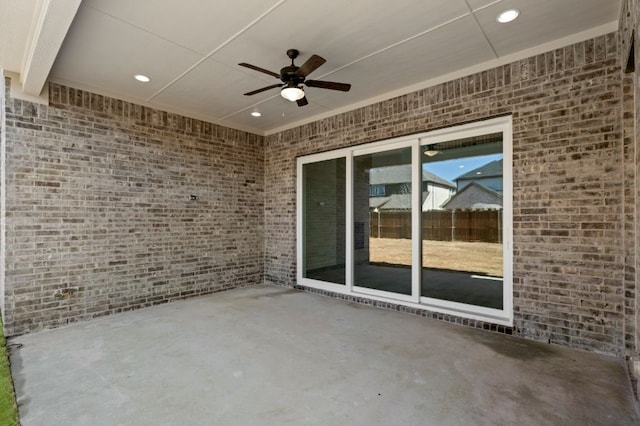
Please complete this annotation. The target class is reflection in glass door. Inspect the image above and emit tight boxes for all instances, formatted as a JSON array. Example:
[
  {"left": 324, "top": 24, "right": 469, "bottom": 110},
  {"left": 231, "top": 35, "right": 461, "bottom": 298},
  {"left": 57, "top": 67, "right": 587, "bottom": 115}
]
[
  {"left": 296, "top": 116, "right": 512, "bottom": 326},
  {"left": 421, "top": 135, "right": 504, "bottom": 309},
  {"left": 353, "top": 147, "right": 413, "bottom": 295},
  {"left": 302, "top": 158, "right": 346, "bottom": 285}
]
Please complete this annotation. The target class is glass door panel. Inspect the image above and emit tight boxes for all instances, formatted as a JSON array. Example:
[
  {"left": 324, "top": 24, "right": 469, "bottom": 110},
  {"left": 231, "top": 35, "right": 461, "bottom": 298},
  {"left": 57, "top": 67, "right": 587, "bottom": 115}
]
[
  {"left": 421, "top": 136, "right": 504, "bottom": 309},
  {"left": 302, "top": 158, "right": 346, "bottom": 284},
  {"left": 353, "top": 147, "right": 412, "bottom": 295}
]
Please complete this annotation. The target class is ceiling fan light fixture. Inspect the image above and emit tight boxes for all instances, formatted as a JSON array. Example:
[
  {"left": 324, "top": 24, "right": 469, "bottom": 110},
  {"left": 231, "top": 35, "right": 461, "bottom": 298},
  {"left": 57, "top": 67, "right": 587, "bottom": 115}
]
[
  {"left": 281, "top": 86, "right": 305, "bottom": 102},
  {"left": 424, "top": 145, "right": 439, "bottom": 157}
]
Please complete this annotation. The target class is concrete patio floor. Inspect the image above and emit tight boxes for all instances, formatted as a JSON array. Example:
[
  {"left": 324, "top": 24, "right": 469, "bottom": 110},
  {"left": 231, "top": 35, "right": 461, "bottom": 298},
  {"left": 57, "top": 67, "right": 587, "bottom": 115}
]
[{"left": 8, "top": 285, "right": 639, "bottom": 425}]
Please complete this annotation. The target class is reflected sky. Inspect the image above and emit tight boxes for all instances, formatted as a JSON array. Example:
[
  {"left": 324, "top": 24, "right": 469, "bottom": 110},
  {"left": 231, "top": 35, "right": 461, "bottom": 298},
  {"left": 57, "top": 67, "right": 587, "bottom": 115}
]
[{"left": 423, "top": 153, "right": 503, "bottom": 182}]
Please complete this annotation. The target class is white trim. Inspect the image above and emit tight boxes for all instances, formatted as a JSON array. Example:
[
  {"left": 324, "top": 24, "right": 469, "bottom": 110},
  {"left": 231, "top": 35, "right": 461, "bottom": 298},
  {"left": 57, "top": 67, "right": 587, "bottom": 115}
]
[
  {"left": 296, "top": 116, "right": 514, "bottom": 326},
  {"left": 502, "top": 117, "right": 514, "bottom": 325},
  {"left": 471, "top": 275, "right": 503, "bottom": 281},
  {"left": 296, "top": 159, "right": 304, "bottom": 284},
  {"left": 353, "top": 285, "right": 415, "bottom": 303},
  {"left": 300, "top": 277, "right": 347, "bottom": 294},
  {"left": 345, "top": 150, "right": 354, "bottom": 292},
  {"left": 20, "top": 0, "right": 82, "bottom": 96},
  {"left": 411, "top": 142, "right": 421, "bottom": 303}
]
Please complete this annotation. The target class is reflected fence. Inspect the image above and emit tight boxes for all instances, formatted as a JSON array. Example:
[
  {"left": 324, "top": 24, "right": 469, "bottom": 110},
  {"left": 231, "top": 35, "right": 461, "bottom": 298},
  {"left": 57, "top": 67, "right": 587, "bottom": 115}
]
[{"left": 369, "top": 210, "right": 502, "bottom": 243}]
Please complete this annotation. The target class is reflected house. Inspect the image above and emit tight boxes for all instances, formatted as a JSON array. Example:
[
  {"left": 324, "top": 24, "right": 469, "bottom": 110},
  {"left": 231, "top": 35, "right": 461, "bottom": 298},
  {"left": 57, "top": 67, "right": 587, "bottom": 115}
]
[
  {"left": 368, "top": 159, "right": 505, "bottom": 242},
  {"left": 436, "top": 158, "right": 504, "bottom": 245},
  {"left": 455, "top": 159, "right": 503, "bottom": 193},
  {"left": 441, "top": 182, "right": 503, "bottom": 211},
  {"left": 442, "top": 159, "right": 503, "bottom": 211},
  {"left": 369, "top": 165, "right": 455, "bottom": 212}
]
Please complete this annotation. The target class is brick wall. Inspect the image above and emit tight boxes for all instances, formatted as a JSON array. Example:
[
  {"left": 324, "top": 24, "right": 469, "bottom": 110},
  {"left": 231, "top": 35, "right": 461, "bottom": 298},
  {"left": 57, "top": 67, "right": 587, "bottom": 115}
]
[
  {"left": 620, "top": 0, "right": 640, "bottom": 372},
  {"left": 265, "top": 33, "right": 625, "bottom": 354},
  {"left": 2, "top": 81, "right": 264, "bottom": 336},
  {"left": 622, "top": 72, "right": 635, "bottom": 354},
  {"left": 621, "top": 0, "right": 638, "bottom": 357},
  {"left": 634, "top": 1, "right": 640, "bottom": 364}
]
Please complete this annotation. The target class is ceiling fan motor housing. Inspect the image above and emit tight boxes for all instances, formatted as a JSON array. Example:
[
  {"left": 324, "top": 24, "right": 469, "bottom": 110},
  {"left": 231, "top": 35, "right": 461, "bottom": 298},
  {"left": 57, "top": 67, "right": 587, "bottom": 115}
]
[
  {"left": 282, "top": 49, "right": 303, "bottom": 86},
  {"left": 280, "top": 66, "right": 303, "bottom": 85}
]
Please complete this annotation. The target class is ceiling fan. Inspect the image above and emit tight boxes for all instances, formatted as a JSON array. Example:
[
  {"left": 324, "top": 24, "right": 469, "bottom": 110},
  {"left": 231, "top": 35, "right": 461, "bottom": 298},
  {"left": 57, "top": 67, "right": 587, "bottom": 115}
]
[{"left": 239, "top": 49, "right": 351, "bottom": 106}]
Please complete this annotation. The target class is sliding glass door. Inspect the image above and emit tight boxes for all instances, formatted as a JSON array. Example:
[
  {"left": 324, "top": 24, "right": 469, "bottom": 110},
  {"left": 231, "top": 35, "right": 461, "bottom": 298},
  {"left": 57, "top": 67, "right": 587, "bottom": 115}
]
[
  {"left": 301, "top": 157, "right": 346, "bottom": 285},
  {"left": 352, "top": 146, "right": 416, "bottom": 298},
  {"left": 421, "top": 134, "right": 505, "bottom": 310},
  {"left": 296, "top": 117, "right": 513, "bottom": 326}
]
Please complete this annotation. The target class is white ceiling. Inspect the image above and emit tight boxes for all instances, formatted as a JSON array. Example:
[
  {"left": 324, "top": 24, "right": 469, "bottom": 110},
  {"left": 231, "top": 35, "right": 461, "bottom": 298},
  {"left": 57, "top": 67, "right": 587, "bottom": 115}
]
[{"left": 0, "top": 0, "right": 622, "bottom": 135}]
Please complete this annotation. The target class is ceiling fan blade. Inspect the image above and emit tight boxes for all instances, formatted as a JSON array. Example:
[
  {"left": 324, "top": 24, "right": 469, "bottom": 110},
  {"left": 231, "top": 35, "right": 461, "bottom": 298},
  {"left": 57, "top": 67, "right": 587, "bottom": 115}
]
[
  {"left": 296, "top": 55, "right": 326, "bottom": 77},
  {"left": 297, "top": 96, "right": 308, "bottom": 107},
  {"left": 243, "top": 84, "right": 283, "bottom": 96},
  {"left": 238, "top": 63, "right": 281, "bottom": 79},
  {"left": 305, "top": 80, "right": 351, "bottom": 91}
]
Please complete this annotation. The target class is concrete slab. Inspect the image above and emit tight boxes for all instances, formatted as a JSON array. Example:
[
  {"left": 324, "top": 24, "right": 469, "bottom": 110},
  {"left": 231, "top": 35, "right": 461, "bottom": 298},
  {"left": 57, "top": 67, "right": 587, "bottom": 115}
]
[{"left": 9, "top": 285, "right": 639, "bottom": 425}]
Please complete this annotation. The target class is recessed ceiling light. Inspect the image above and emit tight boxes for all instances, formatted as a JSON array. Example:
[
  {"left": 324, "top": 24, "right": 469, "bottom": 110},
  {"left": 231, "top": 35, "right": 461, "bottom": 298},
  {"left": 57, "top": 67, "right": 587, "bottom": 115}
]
[
  {"left": 497, "top": 9, "right": 519, "bottom": 23},
  {"left": 134, "top": 74, "right": 150, "bottom": 83},
  {"left": 251, "top": 111, "right": 261, "bottom": 117}
]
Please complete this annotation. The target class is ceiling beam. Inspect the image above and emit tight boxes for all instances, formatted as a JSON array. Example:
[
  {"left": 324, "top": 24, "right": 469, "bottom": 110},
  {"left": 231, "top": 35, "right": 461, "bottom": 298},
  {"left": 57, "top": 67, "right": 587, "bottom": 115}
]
[{"left": 20, "top": 0, "right": 82, "bottom": 96}]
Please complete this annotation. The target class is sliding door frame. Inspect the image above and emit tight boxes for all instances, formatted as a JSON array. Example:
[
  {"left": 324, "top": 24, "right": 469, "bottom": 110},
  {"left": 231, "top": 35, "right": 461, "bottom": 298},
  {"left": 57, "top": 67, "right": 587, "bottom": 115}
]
[
  {"left": 350, "top": 140, "right": 421, "bottom": 303},
  {"left": 296, "top": 116, "right": 513, "bottom": 326}
]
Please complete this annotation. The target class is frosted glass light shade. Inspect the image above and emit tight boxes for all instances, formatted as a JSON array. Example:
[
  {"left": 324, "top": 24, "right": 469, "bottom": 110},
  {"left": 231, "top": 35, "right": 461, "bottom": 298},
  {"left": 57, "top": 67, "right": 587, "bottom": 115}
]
[{"left": 281, "top": 86, "right": 305, "bottom": 101}]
